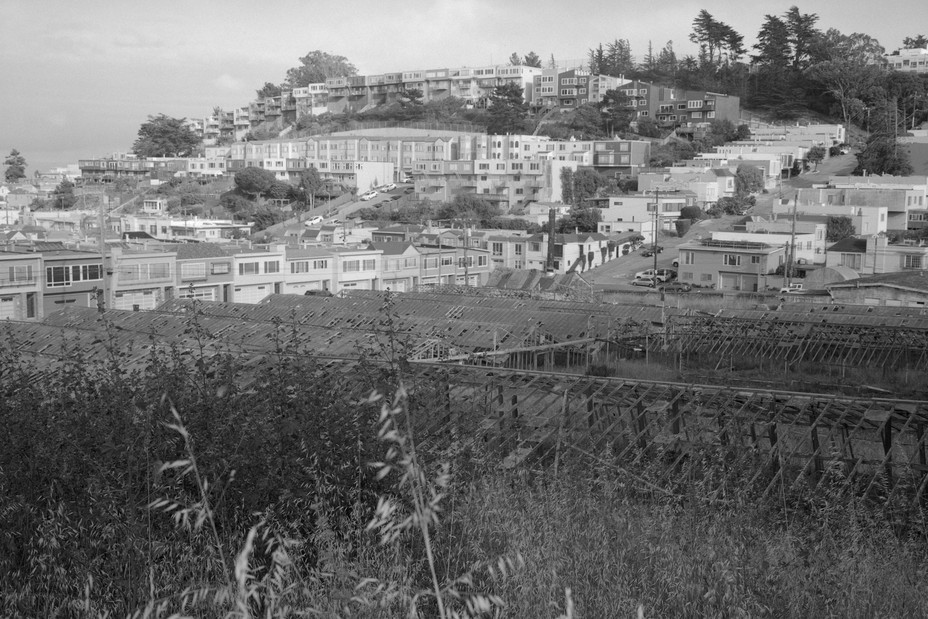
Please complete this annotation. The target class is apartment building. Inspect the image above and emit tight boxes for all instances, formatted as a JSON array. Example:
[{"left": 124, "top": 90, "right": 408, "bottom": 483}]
[
  {"left": 771, "top": 199, "right": 889, "bottom": 236},
  {"left": 884, "top": 47, "right": 928, "bottom": 74},
  {"left": 619, "top": 81, "right": 740, "bottom": 126},
  {"left": 797, "top": 184, "right": 925, "bottom": 230},
  {"left": 531, "top": 68, "right": 627, "bottom": 111}
]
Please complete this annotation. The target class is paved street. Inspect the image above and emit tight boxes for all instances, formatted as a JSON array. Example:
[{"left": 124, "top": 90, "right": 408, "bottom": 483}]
[{"left": 583, "top": 214, "right": 744, "bottom": 290}]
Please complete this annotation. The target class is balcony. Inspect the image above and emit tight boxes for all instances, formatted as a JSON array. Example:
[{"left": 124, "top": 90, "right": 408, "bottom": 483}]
[{"left": 0, "top": 276, "right": 37, "bottom": 288}]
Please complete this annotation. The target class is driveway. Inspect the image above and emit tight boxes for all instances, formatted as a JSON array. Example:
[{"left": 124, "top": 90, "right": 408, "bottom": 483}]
[{"left": 583, "top": 214, "right": 743, "bottom": 288}]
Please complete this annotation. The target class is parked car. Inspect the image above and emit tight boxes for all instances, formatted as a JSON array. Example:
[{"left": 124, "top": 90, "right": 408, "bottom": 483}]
[
  {"left": 779, "top": 283, "right": 803, "bottom": 293},
  {"left": 380, "top": 182, "right": 396, "bottom": 191},
  {"left": 634, "top": 268, "right": 675, "bottom": 283},
  {"left": 632, "top": 276, "right": 657, "bottom": 287},
  {"left": 659, "top": 282, "right": 692, "bottom": 293},
  {"left": 401, "top": 175, "right": 413, "bottom": 183},
  {"left": 671, "top": 257, "right": 680, "bottom": 268},
  {"left": 641, "top": 246, "right": 664, "bottom": 257},
  {"left": 389, "top": 194, "right": 402, "bottom": 201},
  {"left": 305, "top": 215, "right": 323, "bottom": 225},
  {"left": 359, "top": 190, "right": 378, "bottom": 201},
  {"left": 403, "top": 187, "right": 415, "bottom": 194}
]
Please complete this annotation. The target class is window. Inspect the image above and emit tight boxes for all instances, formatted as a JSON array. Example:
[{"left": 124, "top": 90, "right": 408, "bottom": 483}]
[
  {"left": 529, "top": 242, "right": 541, "bottom": 252},
  {"left": 441, "top": 256, "right": 453, "bottom": 267},
  {"left": 343, "top": 260, "right": 360, "bottom": 272},
  {"left": 750, "top": 255, "right": 761, "bottom": 264},
  {"left": 10, "top": 265, "right": 33, "bottom": 282},
  {"left": 313, "top": 259, "right": 328, "bottom": 270},
  {"left": 363, "top": 259, "right": 376, "bottom": 271},
  {"left": 492, "top": 242, "right": 503, "bottom": 256},
  {"left": 687, "top": 100, "right": 702, "bottom": 108},
  {"left": 723, "top": 254, "right": 741, "bottom": 266},
  {"left": 904, "top": 255, "right": 923, "bottom": 269},
  {"left": 264, "top": 261, "right": 280, "bottom": 274},
  {"left": 181, "top": 262, "right": 207, "bottom": 280},
  {"left": 515, "top": 244, "right": 523, "bottom": 255},
  {"left": 425, "top": 257, "right": 438, "bottom": 269},
  {"left": 700, "top": 273, "right": 713, "bottom": 282},
  {"left": 149, "top": 263, "right": 170, "bottom": 279},
  {"left": 291, "top": 261, "right": 309, "bottom": 274},
  {"left": 478, "top": 255, "right": 488, "bottom": 266},
  {"left": 840, "top": 253, "right": 862, "bottom": 269},
  {"left": 239, "top": 262, "right": 259, "bottom": 275},
  {"left": 211, "top": 262, "right": 230, "bottom": 275}
]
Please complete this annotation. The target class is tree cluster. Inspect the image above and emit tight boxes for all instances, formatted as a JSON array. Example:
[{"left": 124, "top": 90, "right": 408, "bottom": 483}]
[
  {"left": 132, "top": 114, "right": 201, "bottom": 158},
  {"left": 4, "top": 149, "right": 26, "bottom": 182}
]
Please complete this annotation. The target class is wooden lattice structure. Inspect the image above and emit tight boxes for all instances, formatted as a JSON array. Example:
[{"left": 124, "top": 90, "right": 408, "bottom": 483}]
[{"left": 665, "top": 308, "right": 928, "bottom": 371}]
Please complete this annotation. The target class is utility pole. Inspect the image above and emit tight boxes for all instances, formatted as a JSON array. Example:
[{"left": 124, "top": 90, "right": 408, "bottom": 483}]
[
  {"left": 786, "top": 195, "right": 798, "bottom": 289},
  {"left": 652, "top": 188, "right": 659, "bottom": 282}
]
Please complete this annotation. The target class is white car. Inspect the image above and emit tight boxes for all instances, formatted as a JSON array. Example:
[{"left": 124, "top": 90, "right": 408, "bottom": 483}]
[
  {"left": 359, "top": 190, "right": 378, "bottom": 201},
  {"left": 380, "top": 182, "right": 396, "bottom": 191},
  {"left": 305, "top": 215, "right": 323, "bottom": 225}
]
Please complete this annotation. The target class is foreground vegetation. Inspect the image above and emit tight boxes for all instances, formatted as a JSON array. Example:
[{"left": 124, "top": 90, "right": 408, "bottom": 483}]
[{"left": 3, "top": 313, "right": 928, "bottom": 617}]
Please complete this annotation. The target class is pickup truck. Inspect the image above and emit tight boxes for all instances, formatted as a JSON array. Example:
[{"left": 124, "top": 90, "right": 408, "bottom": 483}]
[{"left": 779, "top": 283, "right": 803, "bottom": 293}]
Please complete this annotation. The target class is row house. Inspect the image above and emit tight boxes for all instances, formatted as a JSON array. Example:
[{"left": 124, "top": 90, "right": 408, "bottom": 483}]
[
  {"left": 487, "top": 232, "right": 622, "bottom": 274},
  {"left": 292, "top": 83, "right": 330, "bottom": 117},
  {"left": 79, "top": 156, "right": 188, "bottom": 182},
  {"left": 826, "top": 235, "right": 928, "bottom": 275},
  {"left": 374, "top": 241, "right": 493, "bottom": 289},
  {"left": 283, "top": 246, "right": 335, "bottom": 294},
  {"left": 121, "top": 215, "right": 253, "bottom": 242},
  {"left": 174, "top": 242, "right": 235, "bottom": 302},
  {"left": 185, "top": 157, "right": 227, "bottom": 178},
  {"left": 226, "top": 246, "right": 285, "bottom": 303},
  {"left": 109, "top": 246, "right": 176, "bottom": 311},
  {"left": 675, "top": 237, "right": 786, "bottom": 292},
  {"left": 0, "top": 250, "right": 42, "bottom": 320},
  {"left": 40, "top": 247, "right": 105, "bottom": 314}
]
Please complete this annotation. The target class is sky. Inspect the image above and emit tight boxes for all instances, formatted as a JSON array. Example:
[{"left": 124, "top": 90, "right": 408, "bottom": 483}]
[{"left": 3, "top": 0, "right": 927, "bottom": 175}]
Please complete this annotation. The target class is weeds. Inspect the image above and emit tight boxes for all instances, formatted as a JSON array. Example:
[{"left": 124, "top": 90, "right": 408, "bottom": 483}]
[{"left": 4, "top": 315, "right": 928, "bottom": 617}]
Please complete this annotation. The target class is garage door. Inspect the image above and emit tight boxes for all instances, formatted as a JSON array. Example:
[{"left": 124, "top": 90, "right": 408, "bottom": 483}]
[
  {"left": 234, "top": 285, "right": 270, "bottom": 304},
  {"left": 179, "top": 287, "right": 216, "bottom": 301},
  {"left": 113, "top": 290, "right": 157, "bottom": 311},
  {"left": 718, "top": 273, "right": 739, "bottom": 291},
  {"left": 0, "top": 296, "right": 17, "bottom": 320},
  {"left": 384, "top": 279, "right": 407, "bottom": 292}
]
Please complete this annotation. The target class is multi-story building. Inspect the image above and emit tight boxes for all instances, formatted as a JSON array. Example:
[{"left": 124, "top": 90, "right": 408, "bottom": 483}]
[
  {"left": 675, "top": 238, "right": 786, "bottom": 291},
  {"left": 371, "top": 243, "right": 421, "bottom": 292},
  {"left": 0, "top": 250, "right": 42, "bottom": 320},
  {"left": 329, "top": 246, "right": 382, "bottom": 292},
  {"left": 884, "top": 47, "right": 928, "bottom": 73},
  {"left": 637, "top": 169, "right": 735, "bottom": 207},
  {"left": 283, "top": 246, "right": 335, "bottom": 294},
  {"left": 108, "top": 246, "right": 177, "bottom": 311},
  {"left": 37, "top": 247, "right": 105, "bottom": 314},
  {"left": 597, "top": 191, "right": 693, "bottom": 231},
  {"left": 173, "top": 242, "right": 235, "bottom": 302},
  {"left": 531, "top": 68, "right": 627, "bottom": 111},
  {"left": 826, "top": 235, "right": 928, "bottom": 275},
  {"left": 228, "top": 245, "right": 286, "bottom": 303},
  {"left": 617, "top": 81, "right": 740, "bottom": 127}
]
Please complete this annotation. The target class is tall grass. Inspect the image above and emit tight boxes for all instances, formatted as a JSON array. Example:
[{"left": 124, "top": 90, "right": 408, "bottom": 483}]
[{"left": 3, "top": 309, "right": 928, "bottom": 617}]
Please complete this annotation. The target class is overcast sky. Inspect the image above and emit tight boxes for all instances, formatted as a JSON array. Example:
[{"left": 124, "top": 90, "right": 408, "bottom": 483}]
[{"left": 3, "top": 0, "right": 926, "bottom": 174}]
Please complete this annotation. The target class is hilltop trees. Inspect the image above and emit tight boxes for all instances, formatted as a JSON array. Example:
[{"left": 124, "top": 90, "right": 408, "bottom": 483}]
[
  {"left": 132, "top": 115, "right": 201, "bottom": 158},
  {"left": 285, "top": 50, "right": 357, "bottom": 88},
  {"left": 486, "top": 83, "right": 529, "bottom": 134},
  {"left": 4, "top": 149, "right": 26, "bottom": 182}
]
